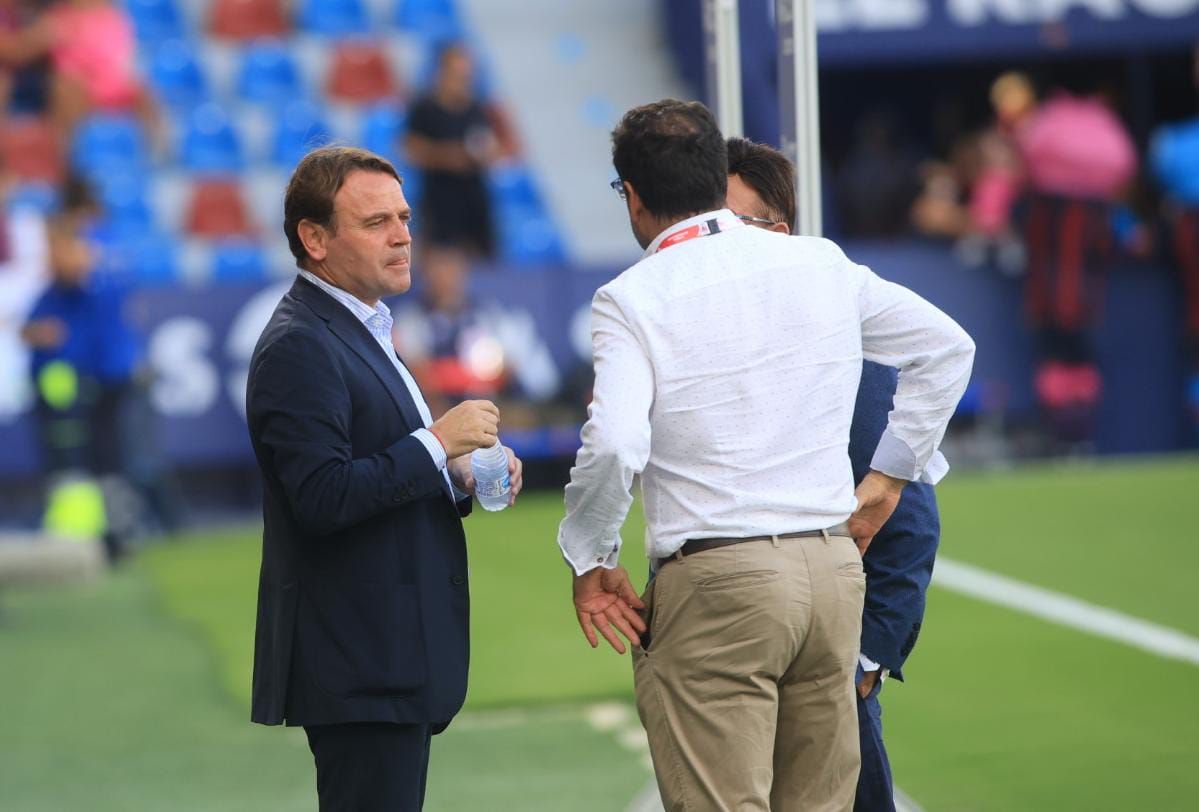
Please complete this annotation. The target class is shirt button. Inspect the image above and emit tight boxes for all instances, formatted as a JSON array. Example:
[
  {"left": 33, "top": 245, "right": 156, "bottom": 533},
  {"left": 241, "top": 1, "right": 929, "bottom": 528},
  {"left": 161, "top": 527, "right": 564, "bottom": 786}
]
[
  {"left": 595, "top": 556, "right": 605, "bottom": 563},
  {"left": 451, "top": 575, "right": 465, "bottom": 586}
]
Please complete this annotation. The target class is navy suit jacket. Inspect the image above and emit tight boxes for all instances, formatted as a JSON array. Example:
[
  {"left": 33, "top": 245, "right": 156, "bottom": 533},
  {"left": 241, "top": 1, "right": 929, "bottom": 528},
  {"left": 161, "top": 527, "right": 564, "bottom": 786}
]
[
  {"left": 849, "top": 362, "right": 941, "bottom": 680},
  {"left": 248, "top": 277, "right": 472, "bottom": 728}
]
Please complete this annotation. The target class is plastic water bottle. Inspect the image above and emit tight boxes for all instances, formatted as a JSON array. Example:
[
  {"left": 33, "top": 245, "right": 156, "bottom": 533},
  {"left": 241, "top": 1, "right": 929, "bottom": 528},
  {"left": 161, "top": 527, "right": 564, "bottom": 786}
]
[{"left": 470, "top": 441, "right": 510, "bottom": 512}]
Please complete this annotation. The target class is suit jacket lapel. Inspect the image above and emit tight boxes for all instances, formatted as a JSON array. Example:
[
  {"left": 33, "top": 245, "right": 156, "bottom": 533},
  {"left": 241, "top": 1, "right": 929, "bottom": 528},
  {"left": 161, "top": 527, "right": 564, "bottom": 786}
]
[{"left": 290, "top": 278, "right": 457, "bottom": 503}]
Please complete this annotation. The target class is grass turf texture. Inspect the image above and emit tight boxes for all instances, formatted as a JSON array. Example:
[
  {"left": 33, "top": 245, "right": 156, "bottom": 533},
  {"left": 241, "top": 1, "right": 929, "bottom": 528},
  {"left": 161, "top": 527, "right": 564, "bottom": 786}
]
[{"left": 3, "top": 455, "right": 1197, "bottom": 809}]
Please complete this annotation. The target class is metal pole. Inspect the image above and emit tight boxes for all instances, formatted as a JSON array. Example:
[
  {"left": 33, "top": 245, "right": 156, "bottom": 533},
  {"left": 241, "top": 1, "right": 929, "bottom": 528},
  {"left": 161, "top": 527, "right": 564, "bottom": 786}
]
[
  {"left": 776, "top": 0, "right": 822, "bottom": 237},
  {"left": 703, "top": 0, "right": 744, "bottom": 138}
]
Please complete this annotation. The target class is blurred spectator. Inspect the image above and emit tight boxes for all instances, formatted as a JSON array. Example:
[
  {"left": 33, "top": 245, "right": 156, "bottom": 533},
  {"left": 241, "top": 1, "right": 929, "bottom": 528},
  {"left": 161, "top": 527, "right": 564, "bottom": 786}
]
[
  {"left": 1017, "top": 87, "right": 1137, "bottom": 450},
  {"left": 392, "top": 247, "right": 559, "bottom": 420},
  {"left": 836, "top": 110, "right": 921, "bottom": 237},
  {"left": 21, "top": 177, "right": 181, "bottom": 560},
  {"left": 0, "top": 0, "right": 159, "bottom": 140},
  {"left": 1150, "top": 46, "right": 1199, "bottom": 443},
  {"left": 0, "top": 0, "right": 52, "bottom": 116},
  {"left": 0, "top": 149, "right": 48, "bottom": 421},
  {"left": 404, "top": 42, "right": 498, "bottom": 258}
]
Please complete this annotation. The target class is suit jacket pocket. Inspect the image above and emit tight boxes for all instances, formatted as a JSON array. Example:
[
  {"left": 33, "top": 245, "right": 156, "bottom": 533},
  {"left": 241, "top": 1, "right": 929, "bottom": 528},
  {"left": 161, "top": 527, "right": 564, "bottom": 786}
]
[{"left": 306, "top": 582, "right": 428, "bottom": 698}]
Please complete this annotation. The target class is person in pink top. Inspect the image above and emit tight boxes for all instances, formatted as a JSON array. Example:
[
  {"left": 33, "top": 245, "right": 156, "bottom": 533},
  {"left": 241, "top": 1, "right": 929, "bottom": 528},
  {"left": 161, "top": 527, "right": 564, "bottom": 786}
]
[{"left": 45, "top": 0, "right": 157, "bottom": 134}]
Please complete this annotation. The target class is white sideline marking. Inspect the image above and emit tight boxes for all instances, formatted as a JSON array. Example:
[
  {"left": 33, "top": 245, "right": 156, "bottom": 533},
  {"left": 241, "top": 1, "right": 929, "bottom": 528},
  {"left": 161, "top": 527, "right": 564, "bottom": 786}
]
[
  {"left": 895, "top": 785, "right": 926, "bottom": 812},
  {"left": 934, "top": 557, "right": 1199, "bottom": 666}
]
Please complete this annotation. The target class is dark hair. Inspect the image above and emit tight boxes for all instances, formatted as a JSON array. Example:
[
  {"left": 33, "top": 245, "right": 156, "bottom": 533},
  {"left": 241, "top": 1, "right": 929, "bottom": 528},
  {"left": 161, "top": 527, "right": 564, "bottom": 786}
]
[
  {"left": 59, "top": 174, "right": 98, "bottom": 216},
  {"left": 283, "top": 146, "right": 401, "bottom": 268},
  {"left": 611, "top": 99, "right": 727, "bottom": 220},
  {"left": 726, "top": 137, "right": 796, "bottom": 231}
]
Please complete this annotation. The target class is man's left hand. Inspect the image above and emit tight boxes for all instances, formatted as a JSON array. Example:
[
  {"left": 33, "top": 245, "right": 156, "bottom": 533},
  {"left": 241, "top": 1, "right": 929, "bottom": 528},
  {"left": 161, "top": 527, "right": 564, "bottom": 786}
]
[
  {"left": 448, "top": 446, "right": 524, "bottom": 506},
  {"left": 572, "top": 565, "right": 646, "bottom": 654},
  {"left": 848, "top": 470, "right": 907, "bottom": 556}
]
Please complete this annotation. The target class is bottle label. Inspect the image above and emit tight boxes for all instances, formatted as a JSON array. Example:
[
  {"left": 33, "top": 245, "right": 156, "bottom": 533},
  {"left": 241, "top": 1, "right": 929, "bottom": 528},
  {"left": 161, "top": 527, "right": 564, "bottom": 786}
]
[{"left": 476, "top": 473, "right": 510, "bottom": 498}]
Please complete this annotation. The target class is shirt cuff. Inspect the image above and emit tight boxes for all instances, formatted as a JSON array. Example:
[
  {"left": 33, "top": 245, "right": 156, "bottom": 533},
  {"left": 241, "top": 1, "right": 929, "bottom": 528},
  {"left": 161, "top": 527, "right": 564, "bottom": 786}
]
[
  {"left": 869, "top": 428, "right": 949, "bottom": 485},
  {"left": 558, "top": 535, "right": 622, "bottom": 576},
  {"left": 412, "top": 428, "right": 448, "bottom": 471},
  {"left": 859, "top": 653, "right": 883, "bottom": 672}
]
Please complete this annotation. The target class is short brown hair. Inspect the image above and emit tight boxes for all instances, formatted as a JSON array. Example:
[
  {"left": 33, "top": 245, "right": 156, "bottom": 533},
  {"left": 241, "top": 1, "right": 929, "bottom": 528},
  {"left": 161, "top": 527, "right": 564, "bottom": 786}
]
[
  {"left": 611, "top": 99, "right": 727, "bottom": 220},
  {"left": 283, "top": 146, "right": 401, "bottom": 268},
  {"left": 726, "top": 137, "right": 796, "bottom": 231}
]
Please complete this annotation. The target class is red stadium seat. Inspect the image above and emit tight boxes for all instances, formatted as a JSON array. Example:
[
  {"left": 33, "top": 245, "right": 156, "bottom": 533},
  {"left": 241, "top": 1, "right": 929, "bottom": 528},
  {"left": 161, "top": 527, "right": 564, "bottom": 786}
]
[
  {"left": 0, "top": 117, "right": 64, "bottom": 183},
  {"left": 210, "top": 0, "right": 288, "bottom": 40},
  {"left": 326, "top": 41, "right": 398, "bottom": 104},
  {"left": 185, "top": 179, "right": 254, "bottom": 238}
]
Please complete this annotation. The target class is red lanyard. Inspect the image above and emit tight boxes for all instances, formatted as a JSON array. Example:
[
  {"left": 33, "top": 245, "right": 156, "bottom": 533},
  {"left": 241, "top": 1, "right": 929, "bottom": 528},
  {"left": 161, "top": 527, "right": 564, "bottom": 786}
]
[{"left": 652, "top": 215, "right": 741, "bottom": 255}]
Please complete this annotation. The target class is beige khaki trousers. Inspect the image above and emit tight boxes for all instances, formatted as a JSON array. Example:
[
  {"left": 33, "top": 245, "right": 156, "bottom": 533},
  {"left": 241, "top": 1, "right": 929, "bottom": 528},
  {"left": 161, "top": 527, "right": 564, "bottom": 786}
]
[{"left": 633, "top": 533, "right": 865, "bottom": 811}]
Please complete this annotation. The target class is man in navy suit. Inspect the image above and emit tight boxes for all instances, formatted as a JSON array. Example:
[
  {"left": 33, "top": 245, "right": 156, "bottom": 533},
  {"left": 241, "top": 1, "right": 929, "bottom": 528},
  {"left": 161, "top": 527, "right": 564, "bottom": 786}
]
[
  {"left": 247, "top": 146, "right": 522, "bottom": 811},
  {"left": 726, "top": 137, "right": 941, "bottom": 812}
]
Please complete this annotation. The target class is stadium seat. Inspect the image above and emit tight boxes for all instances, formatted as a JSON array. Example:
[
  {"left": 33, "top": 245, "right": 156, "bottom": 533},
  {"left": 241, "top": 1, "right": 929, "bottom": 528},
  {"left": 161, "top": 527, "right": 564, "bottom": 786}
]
[
  {"left": 146, "top": 40, "right": 208, "bottom": 111},
  {"left": 179, "top": 103, "right": 245, "bottom": 174},
  {"left": 110, "top": 228, "right": 180, "bottom": 285},
  {"left": 6, "top": 182, "right": 59, "bottom": 214},
  {"left": 93, "top": 174, "right": 155, "bottom": 229},
  {"left": 359, "top": 103, "right": 407, "bottom": 165},
  {"left": 294, "top": 0, "right": 369, "bottom": 37},
  {"left": 211, "top": 239, "right": 269, "bottom": 281},
  {"left": 236, "top": 39, "right": 304, "bottom": 106},
  {"left": 0, "top": 117, "right": 63, "bottom": 183},
  {"left": 270, "top": 100, "right": 334, "bottom": 169},
  {"left": 326, "top": 41, "right": 398, "bottom": 104},
  {"left": 502, "top": 216, "right": 566, "bottom": 266},
  {"left": 185, "top": 179, "right": 254, "bottom": 238},
  {"left": 69, "top": 114, "right": 148, "bottom": 178},
  {"left": 396, "top": 0, "right": 464, "bottom": 40},
  {"left": 489, "top": 163, "right": 541, "bottom": 210},
  {"left": 124, "top": 0, "right": 186, "bottom": 43},
  {"left": 210, "top": 0, "right": 289, "bottom": 40}
]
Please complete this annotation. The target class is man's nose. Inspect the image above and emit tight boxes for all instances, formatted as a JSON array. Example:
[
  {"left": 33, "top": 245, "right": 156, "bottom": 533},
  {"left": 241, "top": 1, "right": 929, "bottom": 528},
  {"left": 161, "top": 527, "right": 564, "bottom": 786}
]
[{"left": 390, "top": 219, "right": 411, "bottom": 245}]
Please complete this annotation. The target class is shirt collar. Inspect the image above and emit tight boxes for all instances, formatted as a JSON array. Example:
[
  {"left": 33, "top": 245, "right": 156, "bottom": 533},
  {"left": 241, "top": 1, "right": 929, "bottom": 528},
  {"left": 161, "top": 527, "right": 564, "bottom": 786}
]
[
  {"left": 641, "top": 208, "right": 743, "bottom": 258},
  {"left": 299, "top": 269, "right": 392, "bottom": 327}
]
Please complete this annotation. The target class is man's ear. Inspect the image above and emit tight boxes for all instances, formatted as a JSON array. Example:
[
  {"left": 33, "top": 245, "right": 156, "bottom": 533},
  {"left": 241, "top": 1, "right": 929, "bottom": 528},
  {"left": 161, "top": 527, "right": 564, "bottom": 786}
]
[
  {"left": 625, "top": 182, "right": 646, "bottom": 219},
  {"left": 298, "top": 219, "right": 328, "bottom": 264},
  {"left": 771, "top": 222, "right": 792, "bottom": 235}
]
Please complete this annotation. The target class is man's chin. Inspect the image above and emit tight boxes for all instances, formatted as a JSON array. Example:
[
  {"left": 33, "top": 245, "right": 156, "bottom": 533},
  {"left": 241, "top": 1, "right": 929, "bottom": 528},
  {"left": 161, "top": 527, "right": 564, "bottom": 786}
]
[{"left": 386, "top": 264, "right": 412, "bottom": 293}]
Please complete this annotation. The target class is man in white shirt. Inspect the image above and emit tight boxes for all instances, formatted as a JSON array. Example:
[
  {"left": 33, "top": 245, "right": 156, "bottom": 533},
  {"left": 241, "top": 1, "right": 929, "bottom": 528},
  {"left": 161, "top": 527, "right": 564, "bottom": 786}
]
[{"left": 557, "top": 100, "right": 975, "bottom": 811}]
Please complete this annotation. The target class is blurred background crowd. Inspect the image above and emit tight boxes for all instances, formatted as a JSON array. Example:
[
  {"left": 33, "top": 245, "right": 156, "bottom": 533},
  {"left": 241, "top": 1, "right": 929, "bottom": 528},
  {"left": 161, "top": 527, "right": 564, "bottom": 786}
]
[{"left": 1, "top": 0, "right": 1197, "bottom": 559}]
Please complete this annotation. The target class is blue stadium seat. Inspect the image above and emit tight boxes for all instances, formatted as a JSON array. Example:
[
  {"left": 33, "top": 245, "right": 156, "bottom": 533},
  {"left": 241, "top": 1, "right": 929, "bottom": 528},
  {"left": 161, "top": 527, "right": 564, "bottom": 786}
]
[
  {"left": 501, "top": 215, "right": 567, "bottom": 266},
  {"left": 395, "top": 0, "right": 463, "bottom": 40},
  {"left": 93, "top": 224, "right": 180, "bottom": 285},
  {"left": 236, "top": 39, "right": 304, "bottom": 107},
  {"left": 147, "top": 39, "right": 208, "bottom": 111},
  {"left": 489, "top": 163, "right": 541, "bottom": 209},
  {"left": 69, "top": 114, "right": 149, "bottom": 177},
  {"left": 93, "top": 173, "right": 154, "bottom": 229},
  {"left": 211, "top": 239, "right": 269, "bottom": 281},
  {"left": 271, "top": 100, "right": 334, "bottom": 169},
  {"left": 5, "top": 182, "right": 59, "bottom": 215},
  {"left": 294, "top": 0, "right": 369, "bottom": 36},
  {"left": 124, "top": 0, "right": 187, "bottom": 43},
  {"left": 359, "top": 103, "right": 407, "bottom": 166},
  {"left": 180, "top": 103, "right": 245, "bottom": 174}
]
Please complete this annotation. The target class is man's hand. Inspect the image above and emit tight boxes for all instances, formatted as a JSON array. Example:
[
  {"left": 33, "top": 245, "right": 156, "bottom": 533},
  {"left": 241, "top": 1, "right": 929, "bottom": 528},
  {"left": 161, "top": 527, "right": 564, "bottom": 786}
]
[
  {"left": 572, "top": 565, "right": 646, "bottom": 654},
  {"left": 857, "top": 668, "right": 881, "bottom": 700},
  {"left": 21, "top": 318, "right": 67, "bottom": 349},
  {"left": 430, "top": 399, "right": 499, "bottom": 458},
  {"left": 447, "top": 445, "right": 524, "bottom": 506},
  {"left": 848, "top": 470, "right": 907, "bottom": 556}
]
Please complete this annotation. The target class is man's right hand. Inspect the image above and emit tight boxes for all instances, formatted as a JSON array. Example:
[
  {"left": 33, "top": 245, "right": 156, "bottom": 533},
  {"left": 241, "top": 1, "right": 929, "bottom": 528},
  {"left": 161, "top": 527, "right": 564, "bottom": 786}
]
[{"left": 430, "top": 399, "right": 500, "bottom": 458}]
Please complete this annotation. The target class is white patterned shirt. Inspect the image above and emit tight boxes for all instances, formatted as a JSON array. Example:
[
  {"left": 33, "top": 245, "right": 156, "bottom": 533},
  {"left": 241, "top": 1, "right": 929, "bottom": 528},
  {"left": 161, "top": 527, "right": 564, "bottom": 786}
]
[
  {"left": 557, "top": 210, "right": 975, "bottom": 574},
  {"left": 298, "top": 271, "right": 452, "bottom": 493}
]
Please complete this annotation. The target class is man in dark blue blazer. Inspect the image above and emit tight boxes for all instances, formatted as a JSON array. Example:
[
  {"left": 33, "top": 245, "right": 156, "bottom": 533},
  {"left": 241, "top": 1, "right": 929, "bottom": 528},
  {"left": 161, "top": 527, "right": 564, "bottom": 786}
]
[
  {"left": 247, "top": 147, "right": 522, "bottom": 811},
  {"left": 727, "top": 138, "right": 941, "bottom": 812}
]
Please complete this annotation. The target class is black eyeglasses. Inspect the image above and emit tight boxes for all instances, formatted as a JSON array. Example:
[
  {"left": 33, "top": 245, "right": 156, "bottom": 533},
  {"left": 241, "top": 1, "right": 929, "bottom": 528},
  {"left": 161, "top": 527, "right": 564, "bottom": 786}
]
[
  {"left": 736, "top": 214, "right": 781, "bottom": 229},
  {"left": 609, "top": 178, "right": 627, "bottom": 200}
]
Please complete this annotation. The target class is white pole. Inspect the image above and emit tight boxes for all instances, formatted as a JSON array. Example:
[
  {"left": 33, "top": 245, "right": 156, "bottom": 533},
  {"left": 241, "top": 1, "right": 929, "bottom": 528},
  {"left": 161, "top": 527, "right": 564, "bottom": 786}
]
[
  {"left": 777, "top": 0, "right": 822, "bottom": 237},
  {"left": 703, "top": 0, "right": 743, "bottom": 138}
]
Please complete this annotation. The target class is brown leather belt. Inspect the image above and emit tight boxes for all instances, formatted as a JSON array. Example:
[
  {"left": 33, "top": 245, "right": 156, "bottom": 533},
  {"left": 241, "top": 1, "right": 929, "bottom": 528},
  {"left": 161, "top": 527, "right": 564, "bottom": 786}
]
[{"left": 655, "top": 522, "right": 852, "bottom": 570}]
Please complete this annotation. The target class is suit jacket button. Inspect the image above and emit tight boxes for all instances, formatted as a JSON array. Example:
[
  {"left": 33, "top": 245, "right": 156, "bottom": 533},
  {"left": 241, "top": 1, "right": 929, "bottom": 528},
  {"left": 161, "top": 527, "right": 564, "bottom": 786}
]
[{"left": 451, "top": 575, "right": 465, "bottom": 586}]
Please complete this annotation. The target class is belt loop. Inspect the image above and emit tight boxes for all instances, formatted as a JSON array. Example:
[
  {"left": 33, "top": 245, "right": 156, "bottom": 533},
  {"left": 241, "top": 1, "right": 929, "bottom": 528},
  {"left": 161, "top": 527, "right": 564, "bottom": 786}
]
[
  {"left": 771, "top": 534, "right": 780, "bottom": 548},
  {"left": 674, "top": 548, "right": 685, "bottom": 562},
  {"left": 820, "top": 528, "right": 830, "bottom": 544}
]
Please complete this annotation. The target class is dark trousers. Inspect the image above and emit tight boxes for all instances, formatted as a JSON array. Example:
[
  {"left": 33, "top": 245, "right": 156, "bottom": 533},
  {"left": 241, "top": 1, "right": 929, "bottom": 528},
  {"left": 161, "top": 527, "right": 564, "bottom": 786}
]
[
  {"left": 853, "top": 665, "right": 895, "bottom": 812},
  {"left": 305, "top": 722, "right": 432, "bottom": 812}
]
